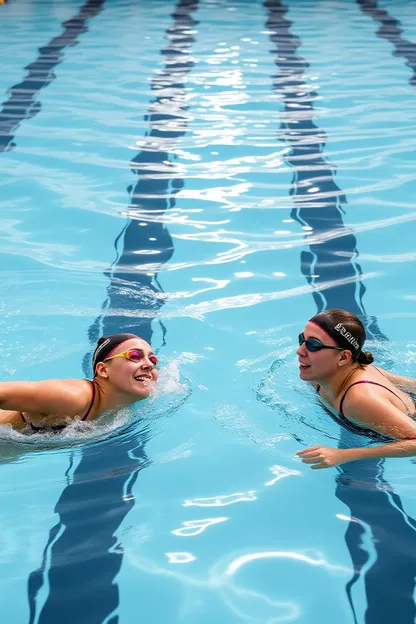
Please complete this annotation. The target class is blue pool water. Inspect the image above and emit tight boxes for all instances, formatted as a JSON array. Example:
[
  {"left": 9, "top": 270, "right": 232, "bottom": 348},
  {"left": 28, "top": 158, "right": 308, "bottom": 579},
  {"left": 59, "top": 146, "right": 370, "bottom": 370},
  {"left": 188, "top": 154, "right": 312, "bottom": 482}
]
[{"left": 1, "top": 0, "right": 416, "bottom": 622}]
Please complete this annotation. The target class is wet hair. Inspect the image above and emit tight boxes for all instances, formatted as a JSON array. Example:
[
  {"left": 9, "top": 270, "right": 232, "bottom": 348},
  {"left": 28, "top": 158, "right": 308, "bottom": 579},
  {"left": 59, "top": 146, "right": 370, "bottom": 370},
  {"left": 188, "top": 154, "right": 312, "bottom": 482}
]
[
  {"left": 92, "top": 333, "right": 140, "bottom": 373},
  {"left": 309, "top": 309, "right": 374, "bottom": 365}
]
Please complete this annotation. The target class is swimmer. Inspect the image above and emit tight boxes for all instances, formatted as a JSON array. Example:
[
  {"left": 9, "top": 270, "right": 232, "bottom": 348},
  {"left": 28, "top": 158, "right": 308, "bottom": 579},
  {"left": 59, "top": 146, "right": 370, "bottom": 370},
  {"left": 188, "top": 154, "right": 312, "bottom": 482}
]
[
  {"left": 296, "top": 309, "right": 416, "bottom": 469},
  {"left": 0, "top": 333, "right": 158, "bottom": 432}
]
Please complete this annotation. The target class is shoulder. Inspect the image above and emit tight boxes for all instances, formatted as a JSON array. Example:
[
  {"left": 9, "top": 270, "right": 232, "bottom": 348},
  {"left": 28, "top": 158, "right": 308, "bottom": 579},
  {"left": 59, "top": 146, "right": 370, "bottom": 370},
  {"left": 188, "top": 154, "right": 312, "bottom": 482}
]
[
  {"left": 38, "top": 379, "right": 92, "bottom": 411},
  {"left": 343, "top": 382, "right": 382, "bottom": 406},
  {"left": 341, "top": 382, "right": 394, "bottom": 422},
  {"left": 37, "top": 378, "right": 89, "bottom": 393}
]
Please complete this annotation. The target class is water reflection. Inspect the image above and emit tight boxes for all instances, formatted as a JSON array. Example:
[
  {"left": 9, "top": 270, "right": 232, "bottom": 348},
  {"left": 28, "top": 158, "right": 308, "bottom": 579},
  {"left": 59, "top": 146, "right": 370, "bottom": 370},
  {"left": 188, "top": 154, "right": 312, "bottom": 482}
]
[
  {"left": 184, "top": 491, "right": 257, "bottom": 507},
  {"left": 172, "top": 517, "right": 228, "bottom": 537},
  {"left": 166, "top": 552, "right": 197, "bottom": 564},
  {"left": 225, "top": 550, "right": 350, "bottom": 577},
  {"left": 265, "top": 465, "right": 301, "bottom": 487}
]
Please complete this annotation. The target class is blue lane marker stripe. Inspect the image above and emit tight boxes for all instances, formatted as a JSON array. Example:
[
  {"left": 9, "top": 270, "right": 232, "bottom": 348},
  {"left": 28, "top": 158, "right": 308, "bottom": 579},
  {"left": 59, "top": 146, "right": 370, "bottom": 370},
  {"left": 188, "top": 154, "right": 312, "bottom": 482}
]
[
  {"left": 0, "top": 0, "right": 105, "bottom": 153},
  {"left": 336, "top": 452, "right": 416, "bottom": 624},
  {"left": 264, "top": 0, "right": 385, "bottom": 340},
  {"left": 357, "top": 0, "right": 416, "bottom": 87},
  {"left": 263, "top": 1, "right": 416, "bottom": 622},
  {"left": 27, "top": 1, "right": 199, "bottom": 622}
]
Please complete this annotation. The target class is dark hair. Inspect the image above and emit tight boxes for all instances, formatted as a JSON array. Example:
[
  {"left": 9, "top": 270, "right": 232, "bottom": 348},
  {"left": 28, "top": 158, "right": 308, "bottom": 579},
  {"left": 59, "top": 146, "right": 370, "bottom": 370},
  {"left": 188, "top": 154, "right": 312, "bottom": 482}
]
[{"left": 311, "top": 308, "right": 374, "bottom": 365}]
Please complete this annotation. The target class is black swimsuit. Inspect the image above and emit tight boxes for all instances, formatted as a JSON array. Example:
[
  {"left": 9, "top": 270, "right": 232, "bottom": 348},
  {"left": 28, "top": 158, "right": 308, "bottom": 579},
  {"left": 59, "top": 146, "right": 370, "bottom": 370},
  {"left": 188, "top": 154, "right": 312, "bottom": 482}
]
[
  {"left": 21, "top": 380, "right": 96, "bottom": 432},
  {"left": 316, "top": 380, "right": 412, "bottom": 440}
]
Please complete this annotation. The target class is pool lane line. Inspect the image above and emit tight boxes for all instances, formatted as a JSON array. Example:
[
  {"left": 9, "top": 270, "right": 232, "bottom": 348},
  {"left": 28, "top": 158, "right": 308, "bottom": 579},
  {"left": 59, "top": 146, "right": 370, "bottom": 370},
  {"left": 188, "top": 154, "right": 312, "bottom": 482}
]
[
  {"left": 263, "top": 1, "right": 416, "bottom": 622},
  {"left": 335, "top": 453, "right": 416, "bottom": 624},
  {"left": 27, "top": 437, "right": 151, "bottom": 624},
  {"left": 263, "top": 0, "right": 385, "bottom": 341},
  {"left": 27, "top": 1, "right": 199, "bottom": 623},
  {"left": 357, "top": 0, "right": 416, "bottom": 87},
  {"left": 0, "top": 0, "right": 105, "bottom": 153}
]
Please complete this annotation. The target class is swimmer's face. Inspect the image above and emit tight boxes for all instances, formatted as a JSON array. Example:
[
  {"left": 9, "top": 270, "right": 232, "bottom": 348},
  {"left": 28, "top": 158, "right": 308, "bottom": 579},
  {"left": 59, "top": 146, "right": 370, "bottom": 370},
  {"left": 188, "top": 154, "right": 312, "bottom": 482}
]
[
  {"left": 97, "top": 338, "right": 158, "bottom": 400},
  {"left": 296, "top": 322, "right": 344, "bottom": 381}
]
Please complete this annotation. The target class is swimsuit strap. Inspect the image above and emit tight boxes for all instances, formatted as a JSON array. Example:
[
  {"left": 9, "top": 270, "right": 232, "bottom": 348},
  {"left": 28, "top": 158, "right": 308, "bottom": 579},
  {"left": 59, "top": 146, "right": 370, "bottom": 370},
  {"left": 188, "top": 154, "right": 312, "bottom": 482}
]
[
  {"left": 81, "top": 380, "right": 96, "bottom": 421},
  {"left": 339, "top": 380, "right": 408, "bottom": 416}
]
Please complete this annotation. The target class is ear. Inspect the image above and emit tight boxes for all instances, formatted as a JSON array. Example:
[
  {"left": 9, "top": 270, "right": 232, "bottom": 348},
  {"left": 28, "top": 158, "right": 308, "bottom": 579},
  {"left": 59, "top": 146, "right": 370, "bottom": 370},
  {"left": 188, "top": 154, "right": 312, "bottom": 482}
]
[
  {"left": 95, "top": 362, "right": 110, "bottom": 379},
  {"left": 338, "top": 350, "right": 353, "bottom": 367}
]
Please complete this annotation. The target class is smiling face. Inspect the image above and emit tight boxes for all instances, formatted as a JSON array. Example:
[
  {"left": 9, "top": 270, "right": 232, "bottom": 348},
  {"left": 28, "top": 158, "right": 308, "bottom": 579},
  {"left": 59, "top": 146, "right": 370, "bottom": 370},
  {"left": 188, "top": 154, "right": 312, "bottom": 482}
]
[
  {"left": 96, "top": 338, "right": 158, "bottom": 400},
  {"left": 296, "top": 322, "right": 345, "bottom": 382}
]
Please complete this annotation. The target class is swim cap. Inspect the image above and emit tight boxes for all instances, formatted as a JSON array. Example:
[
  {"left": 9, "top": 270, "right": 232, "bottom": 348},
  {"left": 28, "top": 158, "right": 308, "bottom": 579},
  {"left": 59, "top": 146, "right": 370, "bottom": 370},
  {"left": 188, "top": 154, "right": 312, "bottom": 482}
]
[
  {"left": 308, "top": 312, "right": 362, "bottom": 359},
  {"left": 92, "top": 333, "right": 139, "bottom": 372}
]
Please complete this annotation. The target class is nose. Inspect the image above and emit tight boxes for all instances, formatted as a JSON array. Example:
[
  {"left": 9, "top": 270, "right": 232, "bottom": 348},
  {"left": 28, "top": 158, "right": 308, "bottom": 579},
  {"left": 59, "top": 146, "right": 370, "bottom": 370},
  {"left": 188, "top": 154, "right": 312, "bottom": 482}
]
[
  {"left": 140, "top": 357, "right": 154, "bottom": 369},
  {"left": 296, "top": 342, "right": 307, "bottom": 357}
]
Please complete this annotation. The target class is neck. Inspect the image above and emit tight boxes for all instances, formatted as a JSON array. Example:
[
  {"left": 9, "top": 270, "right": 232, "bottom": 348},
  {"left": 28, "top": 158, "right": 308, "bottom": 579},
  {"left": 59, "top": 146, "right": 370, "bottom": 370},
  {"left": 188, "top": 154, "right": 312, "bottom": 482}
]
[
  {"left": 316, "top": 364, "right": 359, "bottom": 401},
  {"left": 93, "top": 378, "right": 141, "bottom": 415}
]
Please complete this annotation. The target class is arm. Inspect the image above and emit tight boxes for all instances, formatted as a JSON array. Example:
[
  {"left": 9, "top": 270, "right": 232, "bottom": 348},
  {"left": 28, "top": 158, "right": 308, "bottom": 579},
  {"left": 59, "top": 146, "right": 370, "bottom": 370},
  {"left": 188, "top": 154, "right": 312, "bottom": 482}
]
[
  {"left": 342, "top": 439, "right": 416, "bottom": 462},
  {"left": 0, "top": 380, "right": 87, "bottom": 417},
  {"left": 298, "top": 389, "right": 416, "bottom": 468},
  {"left": 375, "top": 367, "right": 416, "bottom": 393}
]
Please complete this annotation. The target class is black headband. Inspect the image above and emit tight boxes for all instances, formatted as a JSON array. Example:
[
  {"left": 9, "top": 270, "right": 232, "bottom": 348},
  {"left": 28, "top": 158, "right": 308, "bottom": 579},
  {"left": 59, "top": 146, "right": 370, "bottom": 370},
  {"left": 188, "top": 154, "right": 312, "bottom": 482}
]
[
  {"left": 92, "top": 333, "right": 139, "bottom": 371},
  {"left": 309, "top": 314, "right": 362, "bottom": 358}
]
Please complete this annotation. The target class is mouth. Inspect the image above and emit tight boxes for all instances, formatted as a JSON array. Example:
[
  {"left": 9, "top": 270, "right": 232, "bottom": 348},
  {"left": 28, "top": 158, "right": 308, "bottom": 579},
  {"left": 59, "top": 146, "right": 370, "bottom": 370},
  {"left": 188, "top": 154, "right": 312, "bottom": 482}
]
[
  {"left": 134, "top": 375, "right": 152, "bottom": 383},
  {"left": 299, "top": 362, "right": 311, "bottom": 370}
]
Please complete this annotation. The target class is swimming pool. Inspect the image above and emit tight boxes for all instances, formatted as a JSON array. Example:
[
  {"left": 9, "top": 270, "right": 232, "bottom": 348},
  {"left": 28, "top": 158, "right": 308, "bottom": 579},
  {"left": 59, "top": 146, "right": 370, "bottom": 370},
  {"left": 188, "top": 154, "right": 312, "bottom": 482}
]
[{"left": 1, "top": 0, "right": 416, "bottom": 621}]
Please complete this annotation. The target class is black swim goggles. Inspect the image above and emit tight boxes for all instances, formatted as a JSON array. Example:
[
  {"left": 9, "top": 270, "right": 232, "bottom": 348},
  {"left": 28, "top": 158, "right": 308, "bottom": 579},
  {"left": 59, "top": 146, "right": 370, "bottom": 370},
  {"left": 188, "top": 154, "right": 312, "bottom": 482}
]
[{"left": 298, "top": 332, "right": 344, "bottom": 353}]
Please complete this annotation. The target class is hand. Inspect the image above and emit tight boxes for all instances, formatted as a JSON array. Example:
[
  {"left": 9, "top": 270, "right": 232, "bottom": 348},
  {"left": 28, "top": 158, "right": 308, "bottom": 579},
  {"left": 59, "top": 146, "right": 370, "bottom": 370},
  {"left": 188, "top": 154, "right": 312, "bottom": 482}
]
[{"left": 297, "top": 445, "right": 351, "bottom": 469}]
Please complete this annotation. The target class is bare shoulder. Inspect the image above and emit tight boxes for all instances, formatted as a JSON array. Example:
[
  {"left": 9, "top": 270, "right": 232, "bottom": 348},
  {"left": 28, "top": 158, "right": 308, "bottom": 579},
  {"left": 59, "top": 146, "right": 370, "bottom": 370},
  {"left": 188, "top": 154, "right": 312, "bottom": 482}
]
[
  {"left": 341, "top": 381, "right": 401, "bottom": 420},
  {"left": 342, "top": 382, "right": 378, "bottom": 406},
  {"left": 36, "top": 378, "right": 92, "bottom": 411},
  {"left": 340, "top": 380, "right": 416, "bottom": 437},
  {"left": 37, "top": 378, "right": 90, "bottom": 394}
]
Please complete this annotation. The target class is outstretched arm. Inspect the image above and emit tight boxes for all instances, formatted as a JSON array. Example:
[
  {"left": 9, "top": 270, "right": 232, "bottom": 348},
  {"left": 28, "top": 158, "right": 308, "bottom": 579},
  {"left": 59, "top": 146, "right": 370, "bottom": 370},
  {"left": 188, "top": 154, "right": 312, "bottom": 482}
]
[{"left": 0, "top": 380, "right": 88, "bottom": 417}]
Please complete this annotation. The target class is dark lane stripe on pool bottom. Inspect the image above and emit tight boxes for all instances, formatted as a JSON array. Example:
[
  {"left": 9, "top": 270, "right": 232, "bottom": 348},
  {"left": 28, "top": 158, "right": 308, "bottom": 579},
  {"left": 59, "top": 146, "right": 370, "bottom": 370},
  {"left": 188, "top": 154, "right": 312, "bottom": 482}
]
[
  {"left": 27, "top": 1, "right": 199, "bottom": 623},
  {"left": 0, "top": 0, "right": 105, "bottom": 153},
  {"left": 357, "top": 0, "right": 416, "bottom": 87},
  {"left": 264, "top": 0, "right": 385, "bottom": 340},
  {"left": 263, "top": 1, "right": 416, "bottom": 622}
]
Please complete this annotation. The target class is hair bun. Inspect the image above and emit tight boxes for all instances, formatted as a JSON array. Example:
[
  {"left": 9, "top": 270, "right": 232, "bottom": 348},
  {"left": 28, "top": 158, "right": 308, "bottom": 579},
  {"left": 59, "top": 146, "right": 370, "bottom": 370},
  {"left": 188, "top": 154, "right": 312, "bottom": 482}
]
[{"left": 357, "top": 350, "right": 374, "bottom": 365}]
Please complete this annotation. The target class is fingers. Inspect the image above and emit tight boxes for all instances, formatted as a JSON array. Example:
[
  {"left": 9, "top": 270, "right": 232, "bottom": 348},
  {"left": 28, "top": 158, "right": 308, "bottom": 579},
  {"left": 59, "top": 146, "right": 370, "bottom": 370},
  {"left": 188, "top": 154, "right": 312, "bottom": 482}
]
[
  {"left": 297, "top": 446, "right": 321, "bottom": 456},
  {"left": 298, "top": 450, "right": 322, "bottom": 459},
  {"left": 297, "top": 446, "right": 337, "bottom": 469},
  {"left": 301, "top": 456, "right": 322, "bottom": 464}
]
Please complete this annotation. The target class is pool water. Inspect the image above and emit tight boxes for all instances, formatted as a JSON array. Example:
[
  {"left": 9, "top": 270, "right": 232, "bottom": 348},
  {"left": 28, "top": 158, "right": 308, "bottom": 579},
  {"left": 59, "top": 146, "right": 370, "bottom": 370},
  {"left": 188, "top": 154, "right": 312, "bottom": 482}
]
[{"left": 1, "top": 0, "right": 416, "bottom": 622}]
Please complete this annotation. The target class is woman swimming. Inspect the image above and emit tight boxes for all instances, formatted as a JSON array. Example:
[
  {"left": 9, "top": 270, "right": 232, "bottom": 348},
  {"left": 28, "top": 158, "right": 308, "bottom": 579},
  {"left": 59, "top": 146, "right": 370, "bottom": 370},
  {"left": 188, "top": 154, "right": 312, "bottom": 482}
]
[
  {"left": 296, "top": 309, "right": 416, "bottom": 469},
  {"left": 0, "top": 333, "right": 158, "bottom": 432}
]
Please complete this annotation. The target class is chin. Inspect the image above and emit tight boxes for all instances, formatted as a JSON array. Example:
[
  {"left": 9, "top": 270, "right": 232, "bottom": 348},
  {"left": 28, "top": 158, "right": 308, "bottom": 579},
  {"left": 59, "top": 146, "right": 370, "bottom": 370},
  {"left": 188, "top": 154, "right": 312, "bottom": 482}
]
[
  {"left": 132, "top": 384, "right": 155, "bottom": 400},
  {"left": 131, "top": 390, "right": 149, "bottom": 401},
  {"left": 130, "top": 380, "right": 156, "bottom": 401},
  {"left": 299, "top": 367, "right": 310, "bottom": 379},
  {"left": 299, "top": 368, "right": 317, "bottom": 383}
]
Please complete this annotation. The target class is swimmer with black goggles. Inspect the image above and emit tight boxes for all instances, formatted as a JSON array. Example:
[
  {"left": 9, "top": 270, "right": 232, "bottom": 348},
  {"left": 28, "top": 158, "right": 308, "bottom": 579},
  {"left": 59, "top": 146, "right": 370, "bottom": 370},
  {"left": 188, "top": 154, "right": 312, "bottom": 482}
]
[{"left": 296, "top": 309, "right": 416, "bottom": 469}]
